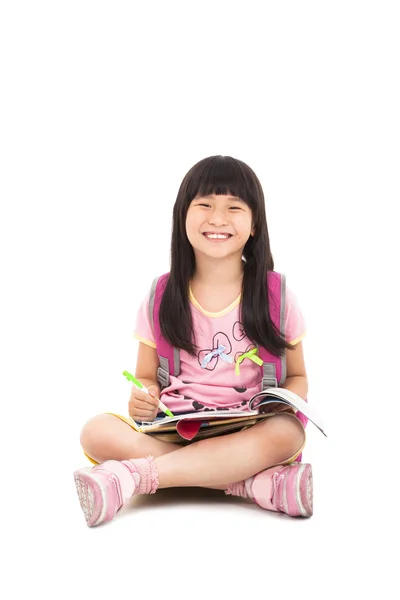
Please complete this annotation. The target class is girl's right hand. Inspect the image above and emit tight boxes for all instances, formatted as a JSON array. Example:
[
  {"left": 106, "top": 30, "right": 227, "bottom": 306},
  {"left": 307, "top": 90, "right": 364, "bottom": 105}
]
[{"left": 128, "top": 385, "right": 160, "bottom": 422}]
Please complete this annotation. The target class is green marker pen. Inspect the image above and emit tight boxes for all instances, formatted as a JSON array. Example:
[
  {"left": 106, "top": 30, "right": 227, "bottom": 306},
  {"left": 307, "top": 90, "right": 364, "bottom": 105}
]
[{"left": 122, "top": 370, "right": 175, "bottom": 417}]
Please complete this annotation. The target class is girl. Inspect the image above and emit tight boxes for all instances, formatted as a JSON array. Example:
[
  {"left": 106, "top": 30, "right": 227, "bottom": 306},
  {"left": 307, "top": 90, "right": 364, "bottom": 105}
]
[{"left": 74, "top": 155, "right": 313, "bottom": 527}]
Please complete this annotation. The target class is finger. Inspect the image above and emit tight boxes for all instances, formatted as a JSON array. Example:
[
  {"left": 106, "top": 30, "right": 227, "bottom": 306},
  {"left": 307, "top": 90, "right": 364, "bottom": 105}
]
[
  {"left": 147, "top": 385, "right": 159, "bottom": 395},
  {"left": 259, "top": 405, "right": 274, "bottom": 413},
  {"left": 272, "top": 405, "right": 294, "bottom": 414},
  {"left": 130, "top": 411, "right": 156, "bottom": 423},
  {"left": 133, "top": 389, "right": 159, "bottom": 405},
  {"left": 131, "top": 389, "right": 158, "bottom": 402},
  {"left": 131, "top": 390, "right": 153, "bottom": 403},
  {"left": 129, "top": 409, "right": 156, "bottom": 422},
  {"left": 130, "top": 401, "right": 157, "bottom": 413},
  {"left": 130, "top": 398, "right": 159, "bottom": 411}
]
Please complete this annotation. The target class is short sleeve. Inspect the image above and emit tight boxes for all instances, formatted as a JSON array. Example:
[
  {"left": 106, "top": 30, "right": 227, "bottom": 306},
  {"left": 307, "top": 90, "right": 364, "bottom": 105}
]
[
  {"left": 284, "top": 285, "right": 306, "bottom": 345},
  {"left": 133, "top": 290, "right": 156, "bottom": 348}
]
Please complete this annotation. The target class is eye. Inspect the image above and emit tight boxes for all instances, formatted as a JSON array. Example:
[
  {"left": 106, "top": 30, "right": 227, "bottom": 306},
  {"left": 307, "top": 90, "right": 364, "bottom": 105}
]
[{"left": 195, "top": 203, "right": 242, "bottom": 210}]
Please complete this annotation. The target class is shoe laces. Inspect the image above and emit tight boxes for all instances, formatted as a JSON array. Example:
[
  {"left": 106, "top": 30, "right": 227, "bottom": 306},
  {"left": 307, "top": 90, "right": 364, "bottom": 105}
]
[{"left": 271, "top": 469, "right": 287, "bottom": 510}]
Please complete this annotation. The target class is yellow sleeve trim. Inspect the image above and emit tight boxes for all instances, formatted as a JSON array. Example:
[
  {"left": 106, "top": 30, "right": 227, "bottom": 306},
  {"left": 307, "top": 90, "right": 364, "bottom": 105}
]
[
  {"left": 289, "top": 331, "right": 306, "bottom": 346},
  {"left": 133, "top": 333, "right": 157, "bottom": 348}
]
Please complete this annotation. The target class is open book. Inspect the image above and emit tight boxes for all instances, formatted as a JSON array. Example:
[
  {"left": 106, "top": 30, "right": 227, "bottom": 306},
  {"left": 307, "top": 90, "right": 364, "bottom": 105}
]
[{"left": 127, "top": 387, "right": 327, "bottom": 443}]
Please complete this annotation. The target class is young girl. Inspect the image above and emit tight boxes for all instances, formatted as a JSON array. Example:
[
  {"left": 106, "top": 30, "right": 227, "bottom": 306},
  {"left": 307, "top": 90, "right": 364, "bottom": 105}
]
[{"left": 74, "top": 155, "right": 313, "bottom": 527}]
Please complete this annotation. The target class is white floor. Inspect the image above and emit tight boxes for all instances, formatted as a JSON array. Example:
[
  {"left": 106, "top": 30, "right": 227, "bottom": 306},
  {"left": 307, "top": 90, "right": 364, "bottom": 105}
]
[{"left": 4, "top": 421, "right": 395, "bottom": 600}]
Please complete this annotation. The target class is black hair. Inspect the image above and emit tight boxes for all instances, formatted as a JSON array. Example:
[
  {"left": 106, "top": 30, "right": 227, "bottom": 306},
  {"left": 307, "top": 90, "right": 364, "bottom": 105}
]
[{"left": 159, "top": 155, "right": 295, "bottom": 357}]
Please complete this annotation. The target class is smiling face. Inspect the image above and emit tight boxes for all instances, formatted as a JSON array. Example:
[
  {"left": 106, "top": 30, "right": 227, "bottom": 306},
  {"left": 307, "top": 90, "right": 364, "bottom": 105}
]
[{"left": 185, "top": 194, "right": 255, "bottom": 262}]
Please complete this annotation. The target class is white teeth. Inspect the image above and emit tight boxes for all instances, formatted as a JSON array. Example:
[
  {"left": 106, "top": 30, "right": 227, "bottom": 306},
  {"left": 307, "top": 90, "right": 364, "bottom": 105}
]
[{"left": 205, "top": 233, "right": 230, "bottom": 239}]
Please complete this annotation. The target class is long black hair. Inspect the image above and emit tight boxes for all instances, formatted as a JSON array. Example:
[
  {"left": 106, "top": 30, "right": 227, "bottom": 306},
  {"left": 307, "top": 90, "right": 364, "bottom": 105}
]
[{"left": 159, "top": 155, "right": 295, "bottom": 357}]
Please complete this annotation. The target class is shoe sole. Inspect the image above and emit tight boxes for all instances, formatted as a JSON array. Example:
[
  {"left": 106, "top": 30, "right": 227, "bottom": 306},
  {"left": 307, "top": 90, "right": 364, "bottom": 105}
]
[
  {"left": 294, "top": 463, "right": 313, "bottom": 517},
  {"left": 74, "top": 468, "right": 109, "bottom": 527}
]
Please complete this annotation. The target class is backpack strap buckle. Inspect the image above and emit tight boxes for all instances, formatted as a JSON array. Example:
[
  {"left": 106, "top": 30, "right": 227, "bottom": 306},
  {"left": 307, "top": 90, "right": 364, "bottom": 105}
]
[
  {"left": 262, "top": 362, "right": 278, "bottom": 390},
  {"left": 157, "top": 356, "right": 171, "bottom": 389}
]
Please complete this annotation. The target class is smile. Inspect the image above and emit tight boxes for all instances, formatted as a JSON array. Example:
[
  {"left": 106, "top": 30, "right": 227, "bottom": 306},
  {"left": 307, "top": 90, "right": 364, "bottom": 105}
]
[{"left": 202, "top": 233, "right": 232, "bottom": 240}]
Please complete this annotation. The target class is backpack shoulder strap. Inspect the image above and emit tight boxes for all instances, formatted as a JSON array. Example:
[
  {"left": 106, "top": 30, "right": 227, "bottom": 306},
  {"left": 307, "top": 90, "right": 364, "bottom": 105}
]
[
  {"left": 148, "top": 273, "right": 181, "bottom": 389},
  {"left": 257, "top": 271, "right": 287, "bottom": 388}
]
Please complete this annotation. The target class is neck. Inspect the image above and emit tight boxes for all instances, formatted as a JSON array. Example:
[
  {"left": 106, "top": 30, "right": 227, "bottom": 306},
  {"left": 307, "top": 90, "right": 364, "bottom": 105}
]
[{"left": 191, "top": 255, "right": 244, "bottom": 287}]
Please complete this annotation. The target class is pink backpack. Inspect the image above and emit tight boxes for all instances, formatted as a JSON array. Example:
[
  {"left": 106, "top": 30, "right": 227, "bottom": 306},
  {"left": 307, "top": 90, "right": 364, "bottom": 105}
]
[{"left": 148, "top": 271, "right": 308, "bottom": 459}]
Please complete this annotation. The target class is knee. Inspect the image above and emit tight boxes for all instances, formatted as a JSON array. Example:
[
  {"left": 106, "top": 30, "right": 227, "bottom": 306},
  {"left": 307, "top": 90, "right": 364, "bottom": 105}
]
[
  {"left": 265, "top": 413, "right": 305, "bottom": 456},
  {"left": 79, "top": 414, "right": 114, "bottom": 456}
]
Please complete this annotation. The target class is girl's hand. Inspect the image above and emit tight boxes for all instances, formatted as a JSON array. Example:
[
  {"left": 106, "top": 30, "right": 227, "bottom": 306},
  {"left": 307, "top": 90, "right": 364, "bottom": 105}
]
[
  {"left": 128, "top": 385, "right": 160, "bottom": 422},
  {"left": 259, "top": 403, "right": 295, "bottom": 414}
]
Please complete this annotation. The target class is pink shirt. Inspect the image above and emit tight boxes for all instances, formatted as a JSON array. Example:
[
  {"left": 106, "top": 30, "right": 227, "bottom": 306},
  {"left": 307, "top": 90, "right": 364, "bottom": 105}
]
[{"left": 134, "top": 284, "right": 306, "bottom": 414}]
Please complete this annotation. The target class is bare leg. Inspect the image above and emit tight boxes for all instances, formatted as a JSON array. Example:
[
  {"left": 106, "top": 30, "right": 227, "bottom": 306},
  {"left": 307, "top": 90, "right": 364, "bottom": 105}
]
[
  {"left": 155, "top": 413, "right": 305, "bottom": 488},
  {"left": 80, "top": 412, "right": 304, "bottom": 490},
  {"left": 75, "top": 413, "right": 309, "bottom": 526},
  {"left": 80, "top": 414, "right": 181, "bottom": 463}
]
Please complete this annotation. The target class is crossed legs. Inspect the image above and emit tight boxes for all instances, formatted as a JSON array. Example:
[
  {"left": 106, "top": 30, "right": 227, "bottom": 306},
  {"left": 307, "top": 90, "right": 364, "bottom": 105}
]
[{"left": 80, "top": 412, "right": 306, "bottom": 490}]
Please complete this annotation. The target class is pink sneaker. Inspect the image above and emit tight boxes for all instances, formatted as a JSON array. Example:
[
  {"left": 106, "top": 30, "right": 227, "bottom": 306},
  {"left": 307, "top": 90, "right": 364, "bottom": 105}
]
[
  {"left": 226, "top": 462, "right": 313, "bottom": 517},
  {"left": 74, "top": 456, "right": 159, "bottom": 527}
]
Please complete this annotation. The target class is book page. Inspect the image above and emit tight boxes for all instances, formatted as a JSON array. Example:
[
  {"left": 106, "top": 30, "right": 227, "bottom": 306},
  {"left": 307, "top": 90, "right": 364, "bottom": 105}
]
[{"left": 249, "top": 388, "right": 327, "bottom": 436}]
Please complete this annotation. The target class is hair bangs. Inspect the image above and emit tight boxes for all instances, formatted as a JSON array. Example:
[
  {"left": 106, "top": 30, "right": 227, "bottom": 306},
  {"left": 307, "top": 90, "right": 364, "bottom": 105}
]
[{"left": 185, "top": 156, "right": 255, "bottom": 209}]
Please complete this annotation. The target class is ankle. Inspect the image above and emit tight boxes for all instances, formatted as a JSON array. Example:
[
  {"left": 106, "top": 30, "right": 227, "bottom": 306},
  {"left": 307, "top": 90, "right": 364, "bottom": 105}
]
[
  {"left": 225, "top": 480, "right": 249, "bottom": 498},
  {"left": 122, "top": 456, "right": 159, "bottom": 495}
]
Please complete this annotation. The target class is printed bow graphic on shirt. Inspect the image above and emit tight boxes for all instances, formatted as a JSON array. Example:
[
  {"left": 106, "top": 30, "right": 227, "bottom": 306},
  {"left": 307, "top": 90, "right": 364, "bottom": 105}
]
[
  {"left": 234, "top": 344, "right": 263, "bottom": 376},
  {"left": 198, "top": 332, "right": 234, "bottom": 371},
  {"left": 232, "top": 323, "right": 264, "bottom": 375},
  {"left": 232, "top": 321, "right": 246, "bottom": 341}
]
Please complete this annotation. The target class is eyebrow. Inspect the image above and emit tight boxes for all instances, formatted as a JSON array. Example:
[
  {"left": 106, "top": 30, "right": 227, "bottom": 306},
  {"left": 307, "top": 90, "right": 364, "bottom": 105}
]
[{"left": 202, "top": 194, "right": 244, "bottom": 202}]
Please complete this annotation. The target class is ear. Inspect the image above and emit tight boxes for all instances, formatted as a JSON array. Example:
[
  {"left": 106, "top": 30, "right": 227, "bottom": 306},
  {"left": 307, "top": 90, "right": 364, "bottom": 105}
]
[{"left": 250, "top": 225, "right": 256, "bottom": 236}]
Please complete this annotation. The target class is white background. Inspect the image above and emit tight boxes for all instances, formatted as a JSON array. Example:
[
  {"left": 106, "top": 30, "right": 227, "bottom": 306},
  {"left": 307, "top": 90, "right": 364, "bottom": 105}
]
[{"left": 1, "top": 1, "right": 399, "bottom": 598}]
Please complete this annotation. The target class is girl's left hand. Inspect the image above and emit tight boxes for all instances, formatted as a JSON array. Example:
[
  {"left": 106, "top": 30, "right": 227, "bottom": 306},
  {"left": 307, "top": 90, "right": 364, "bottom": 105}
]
[{"left": 259, "top": 403, "right": 295, "bottom": 414}]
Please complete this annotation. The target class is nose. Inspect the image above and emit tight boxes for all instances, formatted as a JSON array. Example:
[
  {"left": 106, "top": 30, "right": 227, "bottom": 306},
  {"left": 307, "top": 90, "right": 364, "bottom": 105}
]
[{"left": 208, "top": 207, "right": 228, "bottom": 226}]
